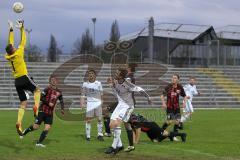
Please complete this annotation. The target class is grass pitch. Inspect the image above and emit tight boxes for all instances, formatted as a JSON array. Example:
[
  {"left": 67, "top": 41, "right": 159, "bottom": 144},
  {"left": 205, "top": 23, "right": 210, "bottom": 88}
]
[{"left": 0, "top": 109, "right": 240, "bottom": 160}]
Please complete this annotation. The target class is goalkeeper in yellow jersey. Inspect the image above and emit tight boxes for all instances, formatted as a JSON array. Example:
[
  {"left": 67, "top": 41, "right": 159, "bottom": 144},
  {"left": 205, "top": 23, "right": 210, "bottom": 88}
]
[{"left": 5, "top": 20, "right": 41, "bottom": 136}]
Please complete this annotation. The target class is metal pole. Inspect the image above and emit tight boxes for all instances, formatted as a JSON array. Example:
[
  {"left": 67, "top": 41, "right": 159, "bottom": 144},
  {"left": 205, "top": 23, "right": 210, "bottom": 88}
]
[
  {"left": 25, "top": 28, "right": 32, "bottom": 61},
  {"left": 92, "top": 18, "right": 96, "bottom": 47},
  {"left": 167, "top": 37, "right": 169, "bottom": 64}
]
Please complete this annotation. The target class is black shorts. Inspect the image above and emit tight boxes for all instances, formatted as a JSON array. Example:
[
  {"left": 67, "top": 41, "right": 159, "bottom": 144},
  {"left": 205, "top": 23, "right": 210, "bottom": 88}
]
[
  {"left": 146, "top": 122, "right": 164, "bottom": 140},
  {"left": 166, "top": 108, "right": 181, "bottom": 120},
  {"left": 35, "top": 112, "right": 53, "bottom": 125},
  {"left": 14, "top": 75, "right": 38, "bottom": 101}
]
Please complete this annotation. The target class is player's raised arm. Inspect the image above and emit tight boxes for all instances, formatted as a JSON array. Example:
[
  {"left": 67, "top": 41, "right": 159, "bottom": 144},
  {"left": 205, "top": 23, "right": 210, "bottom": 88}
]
[
  {"left": 125, "top": 79, "right": 152, "bottom": 104},
  {"left": 8, "top": 20, "right": 14, "bottom": 45},
  {"left": 17, "top": 20, "right": 27, "bottom": 49}
]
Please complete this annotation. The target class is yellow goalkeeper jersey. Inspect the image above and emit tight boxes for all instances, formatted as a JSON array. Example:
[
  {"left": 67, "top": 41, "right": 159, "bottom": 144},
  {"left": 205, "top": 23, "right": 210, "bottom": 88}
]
[{"left": 5, "top": 27, "right": 28, "bottom": 79}]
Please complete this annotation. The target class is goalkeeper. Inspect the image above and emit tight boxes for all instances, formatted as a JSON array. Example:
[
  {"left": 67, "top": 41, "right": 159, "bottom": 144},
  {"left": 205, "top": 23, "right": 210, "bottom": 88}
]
[{"left": 5, "top": 20, "right": 41, "bottom": 136}]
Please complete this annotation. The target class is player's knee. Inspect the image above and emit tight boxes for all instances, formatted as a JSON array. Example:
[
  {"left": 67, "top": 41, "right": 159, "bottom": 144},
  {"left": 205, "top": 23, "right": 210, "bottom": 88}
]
[
  {"left": 20, "top": 101, "right": 27, "bottom": 107},
  {"left": 45, "top": 125, "right": 51, "bottom": 130},
  {"left": 33, "top": 124, "right": 40, "bottom": 130}
]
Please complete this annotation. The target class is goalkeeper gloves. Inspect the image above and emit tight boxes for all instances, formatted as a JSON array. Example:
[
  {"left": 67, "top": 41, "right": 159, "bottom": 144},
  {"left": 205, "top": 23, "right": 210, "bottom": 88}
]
[{"left": 15, "top": 19, "right": 24, "bottom": 29}]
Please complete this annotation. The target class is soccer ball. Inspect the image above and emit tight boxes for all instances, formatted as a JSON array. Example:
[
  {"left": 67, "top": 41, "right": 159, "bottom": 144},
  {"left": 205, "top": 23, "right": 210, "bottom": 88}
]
[{"left": 13, "top": 2, "right": 24, "bottom": 13}]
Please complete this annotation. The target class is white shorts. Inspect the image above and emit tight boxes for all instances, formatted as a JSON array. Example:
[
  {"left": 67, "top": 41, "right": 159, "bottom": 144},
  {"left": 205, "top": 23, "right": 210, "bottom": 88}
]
[
  {"left": 183, "top": 100, "right": 194, "bottom": 113},
  {"left": 110, "top": 102, "right": 134, "bottom": 122},
  {"left": 86, "top": 101, "right": 102, "bottom": 118}
]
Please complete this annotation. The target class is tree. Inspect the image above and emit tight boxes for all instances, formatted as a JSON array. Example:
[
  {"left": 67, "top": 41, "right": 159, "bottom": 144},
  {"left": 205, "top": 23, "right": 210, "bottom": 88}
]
[
  {"left": 25, "top": 44, "right": 42, "bottom": 62},
  {"left": 72, "top": 29, "right": 94, "bottom": 55},
  {"left": 47, "top": 34, "right": 62, "bottom": 62},
  {"left": 109, "top": 20, "right": 120, "bottom": 42}
]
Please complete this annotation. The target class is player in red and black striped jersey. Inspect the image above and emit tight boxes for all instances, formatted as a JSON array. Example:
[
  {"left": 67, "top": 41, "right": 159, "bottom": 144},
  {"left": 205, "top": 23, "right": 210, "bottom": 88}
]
[
  {"left": 129, "top": 113, "right": 187, "bottom": 143},
  {"left": 161, "top": 74, "right": 188, "bottom": 134},
  {"left": 21, "top": 76, "right": 64, "bottom": 147}
]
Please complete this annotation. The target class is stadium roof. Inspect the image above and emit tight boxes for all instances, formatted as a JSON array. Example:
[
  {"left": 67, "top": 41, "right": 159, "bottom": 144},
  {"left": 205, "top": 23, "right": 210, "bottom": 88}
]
[
  {"left": 216, "top": 25, "right": 240, "bottom": 40},
  {"left": 120, "top": 23, "right": 213, "bottom": 41}
]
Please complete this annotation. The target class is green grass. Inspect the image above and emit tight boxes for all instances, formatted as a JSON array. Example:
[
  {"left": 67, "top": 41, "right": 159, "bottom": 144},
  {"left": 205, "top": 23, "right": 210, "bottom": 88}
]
[{"left": 0, "top": 109, "right": 240, "bottom": 160}]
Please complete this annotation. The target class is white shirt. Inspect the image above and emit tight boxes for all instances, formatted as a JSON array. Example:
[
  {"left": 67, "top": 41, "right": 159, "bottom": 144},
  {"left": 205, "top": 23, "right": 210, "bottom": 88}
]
[
  {"left": 113, "top": 79, "right": 149, "bottom": 107},
  {"left": 183, "top": 84, "right": 198, "bottom": 102},
  {"left": 82, "top": 80, "right": 103, "bottom": 102}
]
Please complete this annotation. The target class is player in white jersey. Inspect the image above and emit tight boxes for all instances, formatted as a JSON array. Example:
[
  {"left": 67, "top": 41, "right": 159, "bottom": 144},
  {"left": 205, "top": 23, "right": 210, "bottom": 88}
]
[
  {"left": 105, "top": 68, "right": 152, "bottom": 154},
  {"left": 180, "top": 77, "right": 200, "bottom": 128},
  {"left": 80, "top": 69, "right": 104, "bottom": 141}
]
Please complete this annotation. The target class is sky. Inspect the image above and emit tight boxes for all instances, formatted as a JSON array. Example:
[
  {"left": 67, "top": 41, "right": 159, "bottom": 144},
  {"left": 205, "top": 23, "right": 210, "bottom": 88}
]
[{"left": 1, "top": 0, "right": 240, "bottom": 54}]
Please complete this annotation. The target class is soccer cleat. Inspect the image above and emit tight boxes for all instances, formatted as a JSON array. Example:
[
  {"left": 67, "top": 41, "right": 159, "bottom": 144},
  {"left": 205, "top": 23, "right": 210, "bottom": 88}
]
[
  {"left": 105, "top": 147, "right": 117, "bottom": 154},
  {"left": 86, "top": 137, "right": 90, "bottom": 141},
  {"left": 19, "top": 136, "right": 24, "bottom": 139},
  {"left": 173, "top": 137, "right": 180, "bottom": 142},
  {"left": 104, "top": 133, "right": 112, "bottom": 137},
  {"left": 16, "top": 123, "right": 23, "bottom": 136},
  {"left": 181, "top": 133, "right": 187, "bottom": 142},
  {"left": 36, "top": 143, "right": 46, "bottom": 148},
  {"left": 117, "top": 146, "right": 124, "bottom": 152},
  {"left": 97, "top": 135, "right": 104, "bottom": 141},
  {"left": 124, "top": 146, "right": 135, "bottom": 152}
]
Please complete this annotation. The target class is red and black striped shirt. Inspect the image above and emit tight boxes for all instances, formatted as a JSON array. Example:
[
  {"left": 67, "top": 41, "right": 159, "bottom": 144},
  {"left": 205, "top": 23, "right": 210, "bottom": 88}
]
[
  {"left": 163, "top": 84, "right": 186, "bottom": 110},
  {"left": 39, "top": 86, "right": 64, "bottom": 115}
]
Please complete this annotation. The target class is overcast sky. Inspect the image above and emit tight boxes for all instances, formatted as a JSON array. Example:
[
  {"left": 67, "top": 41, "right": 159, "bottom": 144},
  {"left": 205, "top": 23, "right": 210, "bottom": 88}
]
[{"left": 1, "top": 0, "right": 240, "bottom": 53}]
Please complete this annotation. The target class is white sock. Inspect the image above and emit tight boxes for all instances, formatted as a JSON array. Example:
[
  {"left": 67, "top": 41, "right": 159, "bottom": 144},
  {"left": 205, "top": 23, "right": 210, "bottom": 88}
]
[
  {"left": 97, "top": 122, "right": 103, "bottom": 136},
  {"left": 181, "top": 114, "right": 190, "bottom": 123},
  {"left": 117, "top": 133, "right": 122, "bottom": 147},
  {"left": 112, "top": 127, "right": 121, "bottom": 149},
  {"left": 86, "top": 123, "right": 91, "bottom": 138}
]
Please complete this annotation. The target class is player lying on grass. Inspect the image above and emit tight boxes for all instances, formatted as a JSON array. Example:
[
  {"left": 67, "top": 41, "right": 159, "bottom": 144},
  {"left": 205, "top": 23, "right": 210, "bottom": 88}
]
[
  {"left": 21, "top": 76, "right": 64, "bottom": 147},
  {"left": 80, "top": 69, "right": 104, "bottom": 141},
  {"left": 179, "top": 76, "right": 200, "bottom": 129},
  {"left": 129, "top": 113, "right": 187, "bottom": 143},
  {"left": 104, "top": 68, "right": 152, "bottom": 155},
  {"left": 5, "top": 20, "right": 41, "bottom": 136}
]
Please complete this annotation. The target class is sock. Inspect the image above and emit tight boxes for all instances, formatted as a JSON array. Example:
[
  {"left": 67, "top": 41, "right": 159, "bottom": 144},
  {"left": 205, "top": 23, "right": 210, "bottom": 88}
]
[
  {"left": 162, "top": 122, "right": 169, "bottom": 130},
  {"left": 112, "top": 127, "right": 121, "bottom": 149},
  {"left": 97, "top": 122, "right": 103, "bottom": 136},
  {"left": 173, "top": 124, "right": 179, "bottom": 133},
  {"left": 126, "top": 129, "right": 134, "bottom": 146},
  {"left": 169, "top": 131, "right": 184, "bottom": 138},
  {"left": 86, "top": 123, "right": 91, "bottom": 138},
  {"left": 38, "top": 130, "right": 48, "bottom": 143},
  {"left": 181, "top": 114, "right": 189, "bottom": 123},
  {"left": 23, "top": 125, "right": 34, "bottom": 135},
  {"left": 17, "top": 107, "right": 25, "bottom": 126},
  {"left": 104, "top": 117, "right": 111, "bottom": 134},
  {"left": 33, "top": 89, "right": 41, "bottom": 115}
]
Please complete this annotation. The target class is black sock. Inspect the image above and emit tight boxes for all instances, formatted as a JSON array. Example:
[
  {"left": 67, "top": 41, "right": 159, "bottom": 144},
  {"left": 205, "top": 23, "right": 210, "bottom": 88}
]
[
  {"left": 170, "top": 131, "right": 183, "bottom": 137},
  {"left": 162, "top": 122, "right": 169, "bottom": 130},
  {"left": 104, "top": 117, "right": 111, "bottom": 134},
  {"left": 126, "top": 129, "right": 134, "bottom": 146},
  {"left": 37, "top": 130, "right": 48, "bottom": 144},
  {"left": 23, "top": 125, "right": 34, "bottom": 135},
  {"left": 173, "top": 124, "right": 179, "bottom": 133}
]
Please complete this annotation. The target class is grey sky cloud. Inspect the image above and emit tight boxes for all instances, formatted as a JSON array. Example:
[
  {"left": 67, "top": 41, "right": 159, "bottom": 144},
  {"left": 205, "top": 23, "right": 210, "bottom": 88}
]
[{"left": 1, "top": 0, "right": 240, "bottom": 53}]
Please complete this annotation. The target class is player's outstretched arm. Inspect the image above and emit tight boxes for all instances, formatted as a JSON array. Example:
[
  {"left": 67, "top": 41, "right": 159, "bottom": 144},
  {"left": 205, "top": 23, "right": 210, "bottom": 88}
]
[
  {"left": 16, "top": 20, "right": 26, "bottom": 49},
  {"left": 7, "top": 20, "right": 14, "bottom": 45}
]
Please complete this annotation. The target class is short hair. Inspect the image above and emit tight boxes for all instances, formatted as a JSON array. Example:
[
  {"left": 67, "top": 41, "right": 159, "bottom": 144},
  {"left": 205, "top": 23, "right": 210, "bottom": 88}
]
[
  {"left": 118, "top": 68, "right": 128, "bottom": 79},
  {"left": 49, "top": 75, "right": 58, "bottom": 82},
  {"left": 5, "top": 44, "right": 14, "bottom": 55},
  {"left": 189, "top": 76, "right": 196, "bottom": 80},
  {"left": 127, "top": 63, "right": 137, "bottom": 72},
  {"left": 88, "top": 69, "right": 96, "bottom": 75},
  {"left": 173, "top": 73, "right": 180, "bottom": 80}
]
